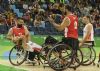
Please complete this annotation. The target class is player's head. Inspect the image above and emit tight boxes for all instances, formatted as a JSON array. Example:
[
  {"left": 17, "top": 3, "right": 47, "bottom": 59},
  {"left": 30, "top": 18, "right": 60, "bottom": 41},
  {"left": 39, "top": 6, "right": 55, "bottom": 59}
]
[
  {"left": 82, "top": 15, "right": 91, "bottom": 24},
  {"left": 64, "top": 4, "right": 72, "bottom": 14},
  {"left": 17, "top": 18, "right": 24, "bottom": 28}
]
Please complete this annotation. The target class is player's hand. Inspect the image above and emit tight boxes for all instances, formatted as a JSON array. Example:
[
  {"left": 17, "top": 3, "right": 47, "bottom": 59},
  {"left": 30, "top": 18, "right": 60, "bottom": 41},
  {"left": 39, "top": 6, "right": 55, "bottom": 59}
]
[
  {"left": 12, "top": 36, "right": 19, "bottom": 43},
  {"left": 48, "top": 15, "right": 55, "bottom": 24},
  {"left": 79, "top": 42, "right": 83, "bottom": 47}
]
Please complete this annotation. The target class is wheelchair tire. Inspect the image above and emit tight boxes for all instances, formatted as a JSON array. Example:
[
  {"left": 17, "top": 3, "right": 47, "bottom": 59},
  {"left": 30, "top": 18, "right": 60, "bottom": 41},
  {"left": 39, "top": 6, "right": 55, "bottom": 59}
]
[
  {"left": 9, "top": 45, "right": 28, "bottom": 66},
  {"left": 47, "top": 44, "right": 72, "bottom": 71},
  {"left": 82, "top": 47, "right": 96, "bottom": 66}
]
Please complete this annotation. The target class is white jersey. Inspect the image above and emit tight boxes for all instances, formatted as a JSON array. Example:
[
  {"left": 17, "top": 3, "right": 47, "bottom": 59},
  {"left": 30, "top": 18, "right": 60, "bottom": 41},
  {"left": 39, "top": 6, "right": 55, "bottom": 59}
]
[{"left": 83, "top": 23, "right": 94, "bottom": 41}]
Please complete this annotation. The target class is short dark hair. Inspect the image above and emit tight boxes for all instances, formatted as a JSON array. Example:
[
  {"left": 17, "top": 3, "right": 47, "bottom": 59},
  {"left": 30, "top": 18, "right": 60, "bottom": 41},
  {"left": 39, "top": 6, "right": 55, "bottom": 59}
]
[
  {"left": 86, "top": 15, "right": 91, "bottom": 21},
  {"left": 85, "top": 15, "right": 91, "bottom": 22},
  {"left": 65, "top": 4, "right": 72, "bottom": 12},
  {"left": 86, "top": 15, "right": 91, "bottom": 19}
]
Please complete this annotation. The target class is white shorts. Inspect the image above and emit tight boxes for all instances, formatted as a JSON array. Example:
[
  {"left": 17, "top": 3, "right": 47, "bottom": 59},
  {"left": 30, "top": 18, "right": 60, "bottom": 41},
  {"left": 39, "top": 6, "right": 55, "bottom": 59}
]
[{"left": 26, "top": 41, "right": 42, "bottom": 52}]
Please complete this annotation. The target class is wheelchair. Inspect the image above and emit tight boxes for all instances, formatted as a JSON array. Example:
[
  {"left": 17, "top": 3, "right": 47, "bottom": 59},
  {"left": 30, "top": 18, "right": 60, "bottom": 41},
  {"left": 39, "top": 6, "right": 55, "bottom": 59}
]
[
  {"left": 9, "top": 36, "right": 59, "bottom": 66},
  {"left": 80, "top": 42, "right": 96, "bottom": 66},
  {"left": 46, "top": 36, "right": 83, "bottom": 71},
  {"left": 9, "top": 36, "right": 83, "bottom": 71},
  {"left": 9, "top": 40, "right": 28, "bottom": 66}
]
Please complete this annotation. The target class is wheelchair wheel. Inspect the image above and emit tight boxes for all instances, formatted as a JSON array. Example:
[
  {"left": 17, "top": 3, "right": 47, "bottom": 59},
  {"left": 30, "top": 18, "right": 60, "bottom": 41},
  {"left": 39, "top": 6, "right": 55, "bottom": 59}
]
[
  {"left": 80, "top": 45, "right": 92, "bottom": 66},
  {"left": 47, "top": 44, "right": 72, "bottom": 71},
  {"left": 9, "top": 45, "right": 28, "bottom": 66},
  {"left": 90, "top": 47, "right": 96, "bottom": 65},
  {"left": 69, "top": 49, "right": 83, "bottom": 69},
  {"left": 81, "top": 45, "right": 96, "bottom": 66},
  {"left": 97, "top": 54, "right": 100, "bottom": 67}
]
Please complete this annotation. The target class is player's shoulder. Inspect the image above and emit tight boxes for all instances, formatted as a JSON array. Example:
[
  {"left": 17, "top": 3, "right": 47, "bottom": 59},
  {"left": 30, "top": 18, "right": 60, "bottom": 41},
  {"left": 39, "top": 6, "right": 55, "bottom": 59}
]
[
  {"left": 8, "top": 27, "right": 15, "bottom": 32},
  {"left": 23, "top": 25, "right": 28, "bottom": 29},
  {"left": 23, "top": 26, "right": 29, "bottom": 32},
  {"left": 69, "top": 14, "right": 77, "bottom": 17},
  {"left": 86, "top": 23, "right": 93, "bottom": 28},
  {"left": 87, "top": 23, "right": 93, "bottom": 27},
  {"left": 67, "top": 14, "right": 77, "bottom": 19},
  {"left": 10, "top": 26, "right": 16, "bottom": 30}
]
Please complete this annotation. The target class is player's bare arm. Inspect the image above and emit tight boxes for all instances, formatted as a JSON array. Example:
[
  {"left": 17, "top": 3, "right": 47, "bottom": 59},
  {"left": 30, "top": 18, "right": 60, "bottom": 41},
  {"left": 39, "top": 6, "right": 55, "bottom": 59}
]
[
  {"left": 24, "top": 26, "right": 30, "bottom": 42},
  {"left": 49, "top": 17, "right": 70, "bottom": 31},
  {"left": 7, "top": 28, "right": 13, "bottom": 40}
]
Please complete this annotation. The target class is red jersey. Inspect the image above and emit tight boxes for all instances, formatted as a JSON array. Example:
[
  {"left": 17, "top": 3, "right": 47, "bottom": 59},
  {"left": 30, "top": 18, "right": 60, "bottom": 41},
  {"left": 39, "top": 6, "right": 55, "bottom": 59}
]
[
  {"left": 12, "top": 26, "right": 25, "bottom": 36},
  {"left": 64, "top": 14, "right": 78, "bottom": 39}
]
